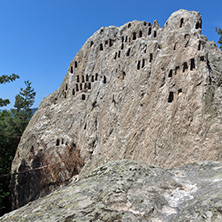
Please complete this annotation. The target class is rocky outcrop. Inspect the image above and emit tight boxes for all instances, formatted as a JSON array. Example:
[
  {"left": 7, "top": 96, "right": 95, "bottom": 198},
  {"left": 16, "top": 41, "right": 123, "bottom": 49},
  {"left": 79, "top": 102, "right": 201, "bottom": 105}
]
[
  {"left": 2, "top": 160, "right": 222, "bottom": 221},
  {"left": 10, "top": 9, "right": 222, "bottom": 209}
]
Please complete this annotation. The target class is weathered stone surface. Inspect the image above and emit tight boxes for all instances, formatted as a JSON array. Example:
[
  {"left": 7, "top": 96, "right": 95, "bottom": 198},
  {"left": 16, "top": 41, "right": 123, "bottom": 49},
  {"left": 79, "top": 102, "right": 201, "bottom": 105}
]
[
  {"left": 2, "top": 160, "right": 222, "bottom": 221},
  {"left": 10, "top": 9, "right": 222, "bottom": 209}
]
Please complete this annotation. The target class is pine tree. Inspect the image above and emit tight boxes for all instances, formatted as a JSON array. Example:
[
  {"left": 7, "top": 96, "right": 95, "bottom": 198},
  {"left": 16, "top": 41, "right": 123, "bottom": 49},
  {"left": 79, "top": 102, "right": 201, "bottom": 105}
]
[
  {"left": 0, "top": 74, "right": 19, "bottom": 107},
  {"left": 11, "top": 80, "right": 36, "bottom": 137},
  {"left": 216, "top": 27, "right": 222, "bottom": 50}
]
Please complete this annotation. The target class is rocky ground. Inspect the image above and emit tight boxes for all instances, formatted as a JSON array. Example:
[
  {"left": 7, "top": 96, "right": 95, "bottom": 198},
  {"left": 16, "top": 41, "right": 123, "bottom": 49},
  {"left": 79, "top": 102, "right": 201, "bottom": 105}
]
[{"left": 2, "top": 159, "right": 222, "bottom": 221}]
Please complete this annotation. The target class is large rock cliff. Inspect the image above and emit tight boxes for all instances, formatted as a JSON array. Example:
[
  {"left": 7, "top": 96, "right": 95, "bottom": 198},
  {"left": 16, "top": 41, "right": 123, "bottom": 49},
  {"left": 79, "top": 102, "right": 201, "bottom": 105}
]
[{"left": 10, "top": 9, "right": 222, "bottom": 209}]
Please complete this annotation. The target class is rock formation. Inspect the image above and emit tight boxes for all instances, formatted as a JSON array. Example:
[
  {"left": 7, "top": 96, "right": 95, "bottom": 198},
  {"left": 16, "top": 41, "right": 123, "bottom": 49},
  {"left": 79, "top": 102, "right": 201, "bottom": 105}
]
[
  {"left": 10, "top": 9, "right": 222, "bottom": 209},
  {"left": 2, "top": 160, "right": 222, "bottom": 221}
]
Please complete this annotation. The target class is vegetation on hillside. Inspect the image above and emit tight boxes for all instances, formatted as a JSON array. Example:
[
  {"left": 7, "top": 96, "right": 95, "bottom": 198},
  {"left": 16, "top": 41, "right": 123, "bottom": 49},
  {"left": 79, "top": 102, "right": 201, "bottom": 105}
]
[{"left": 0, "top": 76, "right": 36, "bottom": 216}]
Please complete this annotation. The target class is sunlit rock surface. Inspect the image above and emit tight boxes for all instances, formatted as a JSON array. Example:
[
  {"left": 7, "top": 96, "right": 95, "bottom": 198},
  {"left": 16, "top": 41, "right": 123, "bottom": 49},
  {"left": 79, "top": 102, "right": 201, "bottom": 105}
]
[
  {"left": 10, "top": 9, "right": 222, "bottom": 209},
  {"left": 2, "top": 160, "right": 222, "bottom": 221}
]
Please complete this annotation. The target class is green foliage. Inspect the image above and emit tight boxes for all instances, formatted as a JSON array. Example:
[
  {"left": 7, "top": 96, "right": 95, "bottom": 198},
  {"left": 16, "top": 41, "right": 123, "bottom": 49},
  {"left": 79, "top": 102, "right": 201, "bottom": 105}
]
[
  {"left": 0, "top": 74, "right": 19, "bottom": 84},
  {"left": 0, "top": 79, "right": 36, "bottom": 216},
  {"left": 216, "top": 27, "right": 222, "bottom": 50},
  {"left": 0, "top": 74, "right": 19, "bottom": 107},
  {"left": 0, "top": 110, "right": 17, "bottom": 215},
  {"left": 11, "top": 80, "right": 36, "bottom": 136},
  {"left": 14, "top": 80, "right": 36, "bottom": 113}
]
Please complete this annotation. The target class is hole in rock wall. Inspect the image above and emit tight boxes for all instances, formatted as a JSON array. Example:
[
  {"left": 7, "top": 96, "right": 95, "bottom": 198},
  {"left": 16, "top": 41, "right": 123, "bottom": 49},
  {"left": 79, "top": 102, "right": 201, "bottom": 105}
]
[
  {"left": 168, "top": 92, "right": 174, "bottom": 103},
  {"left": 91, "top": 75, "right": 94, "bottom": 82},
  {"left": 208, "top": 76, "right": 212, "bottom": 85},
  {"left": 82, "top": 94, "right": 86, "bottom": 100},
  {"left": 173, "top": 43, "right": 177, "bottom": 50},
  {"left": 149, "top": 53, "right": 153, "bottom": 63},
  {"left": 168, "top": 69, "right": 173, "bottom": 77},
  {"left": 198, "top": 41, "right": 201, "bottom": 51},
  {"left": 30, "top": 146, "right": 34, "bottom": 154},
  {"left": 56, "top": 139, "right": 60, "bottom": 146},
  {"left": 62, "top": 139, "right": 64, "bottom": 144},
  {"left": 184, "top": 34, "right": 189, "bottom": 39},
  {"left": 77, "top": 75, "right": 80, "bottom": 82},
  {"left": 84, "top": 83, "right": 87, "bottom": 89},
  {"left": 109, "top": 39, "right": 114, "bottom": 47},
  {"left": 148, "top": 27, "right": 152, "bottom": 35},
  {"left": 88, "top": 82, "right": 91, "bottom": 89},
  {"left": 72, "top": 89, "right": 75, "bottom": 95},
  {"left": 64, "top": 92, "right": 66, "bottom": 98},
  {"left": 178, "top": 89, "right": 182, "bottom": 94},
  {"left": 185, "top": 40, "right": 189, "bottom": 48},
  {"left": 105, "top": 40, "right": 108, "bottom": 45},
  {"left": 180, "top": 18, "right": 184, "bottom": 28},
  {"left": 154, "top": 31, "right": 157, "bottom": 38},
  {"left": 144, "top": 22, "right": 147, "bottom": 26},
  {"left": 53, "top": 97, "right": 57, "bottom": 104},
  {"left": 70, "top": 66, "right": 73, "bottom": 73},
  {"left": 114, "top": 52, "right": 117, "bottom": 59},
  {"left": 86, "top": 74, "right": 89, "bottom": 81},
  {"left": 65, "top": 84, "right": 68, "bottom": 90},
  {"left": 121, "top": 44, "right": 124, "bottom": 50},
  {"left": 200, "top": 56, "right": 205, "bottom": 61},
  {"left": 175, "top": 66, "right": 180, "bottom": 75},
  {"left": 196, "top": 22, "right": 201, "bottom": 29},
  {"left": 75, "top": 61, "right": 78, "bottom": 68},
  {"left": 100, "top": 43, "right": 103, "bottom": 51},
  {"left": 133, "top": 32, "right": 137, "bottom": 40},
  {"left": 126, "top": 48, "right": 131, "bottom": 56},
  {"left": 118, "top": 51, "right": 121, "bottom": 58},
  {"left": 125, "top": 36, "right": 128, "bottom": 42},
  {"left": 142, "top": 59, "right": 145, "bottom": 68},
  {"left": 183, "top": 62, "right": 188, "bottom": 72},
  {"left": 103, "top": 76, "right": 107, "bottom": 84},
  {"left": 90, "top": 41, "right": 94, "bottom": 47},
  {"left": 139, "top": 31, "right": 143, "bottom": 38},
  {"left": 95, "top": 73, "right": 98, "bottom": 81},
  {"left": 128, "top": 23, "right": 131, "bottom": 28},
  {"left": 76, "top": 84, "right": 79, "bottom": 91},
  {"left": 82, "top": 75, "right": 85, "bottom": 82},
  {"left": 137, "top": 60, "right": 141, "bottom": 70},
  {"left": 122, "top": 36, "right": 124, "bottom": 42},
  {"left": 122, "top": 71, "right": 126, "bottom": 80},
  {"left": 80, "top": 84, "right": 82, "bottom": 90},
  {"left": 190, "top": 58, "right": 195, "bottom": 70},
  {"left": 92, "top": 101, "right": 97, "bottom": 108}
]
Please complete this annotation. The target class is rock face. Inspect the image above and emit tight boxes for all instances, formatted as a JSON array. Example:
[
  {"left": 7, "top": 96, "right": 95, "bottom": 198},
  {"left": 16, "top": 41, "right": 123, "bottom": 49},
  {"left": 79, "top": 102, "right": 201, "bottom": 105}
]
[
  {"left": 10, "top": 9, "right": 222, "bottom": 209},
  {"left": 3, "top": 160, "right": 222, "bottom": 221}
]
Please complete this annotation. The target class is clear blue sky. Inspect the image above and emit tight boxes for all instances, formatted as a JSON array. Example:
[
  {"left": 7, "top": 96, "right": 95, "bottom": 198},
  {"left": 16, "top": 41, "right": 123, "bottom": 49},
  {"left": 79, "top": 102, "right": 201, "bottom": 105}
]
[{"left": 0, "top": 0, "right": 221, "bottom": 109}]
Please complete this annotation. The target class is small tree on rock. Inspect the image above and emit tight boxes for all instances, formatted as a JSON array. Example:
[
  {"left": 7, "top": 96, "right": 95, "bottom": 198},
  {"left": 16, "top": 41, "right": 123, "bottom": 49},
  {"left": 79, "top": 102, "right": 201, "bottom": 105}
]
[{"left": 216, "top": 27, "right": 222, "bottom": 50}]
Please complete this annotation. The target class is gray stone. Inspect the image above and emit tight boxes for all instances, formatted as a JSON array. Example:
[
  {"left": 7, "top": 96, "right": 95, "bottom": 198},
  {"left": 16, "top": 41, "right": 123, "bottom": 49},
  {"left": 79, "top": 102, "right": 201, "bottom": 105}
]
[
  {"left": 10, "top": 9, "right": 222, "bottom": 209},
  {"left": 2, "top": 160, "right": 222, "bottom": 221}
]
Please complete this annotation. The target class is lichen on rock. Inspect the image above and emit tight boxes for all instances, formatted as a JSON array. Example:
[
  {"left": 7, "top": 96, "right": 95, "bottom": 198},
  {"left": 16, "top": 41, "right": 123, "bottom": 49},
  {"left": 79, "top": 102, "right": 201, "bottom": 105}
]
[{"left": 2, "top": 160, "right": 222, "bottom": 221}]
